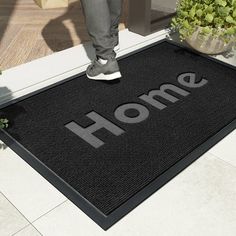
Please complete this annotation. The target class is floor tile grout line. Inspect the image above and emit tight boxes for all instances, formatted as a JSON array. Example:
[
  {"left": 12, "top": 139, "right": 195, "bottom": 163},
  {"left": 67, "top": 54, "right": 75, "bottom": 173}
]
[
  {"left": 0, "top": 190, "right": 66, "bottom": 235},
  {"left": 11, "top": 223, "right": 43, "bottom": 236},
  {"left": 29, "top": 223, "right": 44, "bottom": 236},
  {"left": 208, "top": 152, "right": 236, "bottom": 169},
  {"left": 31, "top": 199, "right": 68, "bottom": 224},
  {"left": 11, "top": 224, "right": 31, "bottom": 236},
  {"left": 0, "top": 191, "right": 32, "bottom": 225}
]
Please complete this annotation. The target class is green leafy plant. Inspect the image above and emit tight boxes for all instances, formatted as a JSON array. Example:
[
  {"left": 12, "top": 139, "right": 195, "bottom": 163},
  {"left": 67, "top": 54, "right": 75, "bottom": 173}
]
[
  {"left": 0, "top": 118, "right": 8, "bottom": 129},
  {"left": 171, "top": 0, "right": 236, "bottom": 46}
]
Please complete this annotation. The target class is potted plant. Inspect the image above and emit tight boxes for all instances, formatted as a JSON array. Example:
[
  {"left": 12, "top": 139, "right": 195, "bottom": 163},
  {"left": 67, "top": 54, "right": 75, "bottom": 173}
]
[{"left": 171, "top": 0, "right": 236, "bottom": 54}]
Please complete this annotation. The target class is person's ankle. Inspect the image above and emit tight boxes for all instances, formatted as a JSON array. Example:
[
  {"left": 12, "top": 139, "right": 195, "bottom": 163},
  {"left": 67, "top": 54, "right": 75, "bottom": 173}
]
[
  {"left": 97, "top": 56, "right": 117, "bottom": 64},
  {"left": 98, "top": 57, "right": 108, "bottom": 65}
]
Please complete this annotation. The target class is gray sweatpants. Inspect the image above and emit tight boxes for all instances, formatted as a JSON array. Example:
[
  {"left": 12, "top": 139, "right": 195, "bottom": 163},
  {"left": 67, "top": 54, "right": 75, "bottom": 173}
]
[{"left": 80, "top": 0, "right": 123, "bottom": 60}]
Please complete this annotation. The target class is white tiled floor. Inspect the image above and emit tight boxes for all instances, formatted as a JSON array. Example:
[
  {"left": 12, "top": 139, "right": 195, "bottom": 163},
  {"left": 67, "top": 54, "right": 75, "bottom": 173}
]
[
  {"left": 0, "top": 192, "right": 29, "bottom": 236},
  {"left": 0, "top": 142, "right": 66, "bottom": 222},
  {"left": 209, "top": 130, "right": 236, "bottom": 167},
  {"left": 33, "top": 153, "right": 236, "bottom": 236},
  {"left": 0, "top": 29, "right": 236, "bottom": 235},
  {"left": 14, "top": 225, "right": 41, "bottom": 236}
]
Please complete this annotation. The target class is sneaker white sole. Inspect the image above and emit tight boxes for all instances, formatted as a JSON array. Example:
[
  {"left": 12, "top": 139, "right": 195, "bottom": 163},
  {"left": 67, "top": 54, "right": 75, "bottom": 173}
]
[
  {"left": 87, "top": 71, "right": 122, "bottom": 81},
  {"left": 114, "top": 44, "right": 120, "bottom": 52}
]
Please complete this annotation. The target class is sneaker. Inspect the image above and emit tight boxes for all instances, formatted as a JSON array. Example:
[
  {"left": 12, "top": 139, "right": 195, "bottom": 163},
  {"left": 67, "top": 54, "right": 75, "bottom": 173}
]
[{"left": 86, "top": 58, "right": 122, "bottom": 81}]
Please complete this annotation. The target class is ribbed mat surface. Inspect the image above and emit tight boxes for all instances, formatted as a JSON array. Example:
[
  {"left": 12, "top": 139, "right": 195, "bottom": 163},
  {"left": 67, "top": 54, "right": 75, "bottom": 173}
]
[{"left": 1, "top": 41, "right": 236, "bottom": 216}]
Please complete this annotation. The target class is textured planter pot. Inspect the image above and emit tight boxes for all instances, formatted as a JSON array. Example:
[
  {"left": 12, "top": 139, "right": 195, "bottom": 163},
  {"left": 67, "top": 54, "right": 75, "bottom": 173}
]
[
  {"left": 34, "top": 0, "right": 68, "bottom": 9},
  {"left": 185, "top": 26, "right": 235, "bottom": 55}
]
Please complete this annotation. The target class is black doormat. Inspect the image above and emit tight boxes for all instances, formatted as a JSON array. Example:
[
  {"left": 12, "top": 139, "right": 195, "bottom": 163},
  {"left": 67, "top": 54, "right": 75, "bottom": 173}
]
[{"left": 1, "top": 39, "right": 236, "bottom": 230}]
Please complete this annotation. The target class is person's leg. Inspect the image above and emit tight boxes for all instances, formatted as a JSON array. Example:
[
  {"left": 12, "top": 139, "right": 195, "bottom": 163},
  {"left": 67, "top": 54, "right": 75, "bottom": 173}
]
[
  {"left": 80, "top": 0, "right": 115, "bottom": 60},
  {"left": 80, "top": 0, "right": 121, "bottom": 80},
  {"left": 107, "top": 0, "right": 123, "bottom": 48}
]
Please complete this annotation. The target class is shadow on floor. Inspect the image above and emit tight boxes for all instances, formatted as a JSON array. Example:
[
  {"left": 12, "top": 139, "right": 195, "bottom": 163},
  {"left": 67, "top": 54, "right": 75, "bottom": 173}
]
[
  {"left": 42, "top": 1, "right": 89, "bottom": 53},
  {"left": 42, "top": 0, "right": 127, "bottom": 61}
]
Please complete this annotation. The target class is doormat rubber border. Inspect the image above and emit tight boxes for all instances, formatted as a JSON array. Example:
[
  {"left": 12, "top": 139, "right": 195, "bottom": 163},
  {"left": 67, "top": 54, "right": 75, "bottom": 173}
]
[{"left": 0, "top": 38, "right": 236, "bottom": 230}]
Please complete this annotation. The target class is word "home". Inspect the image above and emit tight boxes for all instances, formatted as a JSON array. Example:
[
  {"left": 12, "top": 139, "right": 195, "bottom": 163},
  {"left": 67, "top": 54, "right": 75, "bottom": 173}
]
[{"left": 65, "top": 72, "right": 208, "bottom": 148}]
